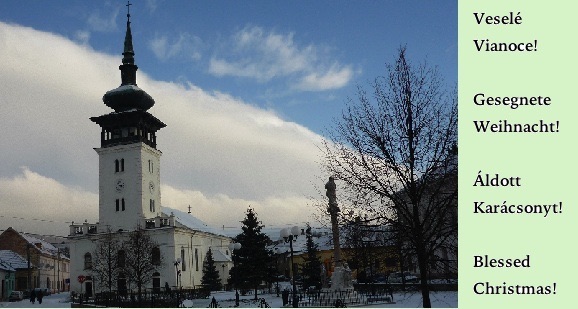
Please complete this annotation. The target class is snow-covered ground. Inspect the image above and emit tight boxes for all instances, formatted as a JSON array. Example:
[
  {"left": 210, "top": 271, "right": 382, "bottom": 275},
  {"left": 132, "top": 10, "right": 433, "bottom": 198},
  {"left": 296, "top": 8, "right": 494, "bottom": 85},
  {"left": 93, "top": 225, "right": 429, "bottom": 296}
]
[
  {"left": 193, "top": 290, "right": 457, "bottom": 308},
  {"left": 0, "top": 292, "right": 72, "bottom": 308},
  {"left": 0, "top": 290, "right": 456, "bottom": 308}
]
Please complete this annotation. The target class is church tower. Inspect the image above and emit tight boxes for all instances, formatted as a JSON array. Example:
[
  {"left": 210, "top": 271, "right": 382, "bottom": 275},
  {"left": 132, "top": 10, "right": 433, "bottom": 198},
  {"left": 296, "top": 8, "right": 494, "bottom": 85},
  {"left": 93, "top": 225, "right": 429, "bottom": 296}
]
[{"left": 90, "top": 9, "right": 166, "bottom": 231}]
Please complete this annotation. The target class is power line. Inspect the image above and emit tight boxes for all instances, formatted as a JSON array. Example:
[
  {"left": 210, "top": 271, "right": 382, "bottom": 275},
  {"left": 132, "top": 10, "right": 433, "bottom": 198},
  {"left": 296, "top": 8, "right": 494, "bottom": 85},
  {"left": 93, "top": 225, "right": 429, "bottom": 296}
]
[{"left": 0, "top": 214, "right": 77, "bottom": 225}]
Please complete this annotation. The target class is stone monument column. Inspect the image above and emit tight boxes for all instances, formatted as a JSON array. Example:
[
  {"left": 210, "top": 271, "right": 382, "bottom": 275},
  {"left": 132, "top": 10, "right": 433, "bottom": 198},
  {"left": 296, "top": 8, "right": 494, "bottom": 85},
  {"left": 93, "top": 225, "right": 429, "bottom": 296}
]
[
  {"left": 325, "top": 176, "right": 353, "bottom": 291},
  {"left": 325, "top": 176, "right": 342, "bottom": 267}
]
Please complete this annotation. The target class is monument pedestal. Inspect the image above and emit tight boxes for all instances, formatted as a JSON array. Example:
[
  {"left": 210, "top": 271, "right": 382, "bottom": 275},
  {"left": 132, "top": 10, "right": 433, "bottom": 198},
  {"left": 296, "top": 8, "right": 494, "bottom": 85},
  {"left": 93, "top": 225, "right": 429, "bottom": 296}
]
[{"left": 330, "top": 265, "right": 353, "bottom": 291}]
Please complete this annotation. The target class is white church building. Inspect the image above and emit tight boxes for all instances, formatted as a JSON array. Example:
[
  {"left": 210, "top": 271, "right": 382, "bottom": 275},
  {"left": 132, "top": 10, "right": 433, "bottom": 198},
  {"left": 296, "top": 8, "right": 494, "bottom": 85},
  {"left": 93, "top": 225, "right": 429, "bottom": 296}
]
[{"left": 67, "top": 10, "right": 232, "bottom": 296}]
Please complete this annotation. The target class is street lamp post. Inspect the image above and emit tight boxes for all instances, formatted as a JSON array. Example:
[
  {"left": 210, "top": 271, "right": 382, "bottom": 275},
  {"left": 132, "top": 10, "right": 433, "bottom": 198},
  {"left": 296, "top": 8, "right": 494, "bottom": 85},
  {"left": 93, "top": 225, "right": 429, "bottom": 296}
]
[
  {"left": 228, "top": 242, "right": 242, "bottom": 307},
  {"left": 362, "top": 237, "right": 375, "bottom": 295},
  {"left": 281, "top": 226, "right": 300, "bottom": 308},
  {"left": 174, "top": 258, "right": 181, "bottom": 289},
  {"left": 221, "top": 264, "right": 226, "bottom": 290},
  {"left": 273, "top": 248, "right": 281, "bottom": 297}
]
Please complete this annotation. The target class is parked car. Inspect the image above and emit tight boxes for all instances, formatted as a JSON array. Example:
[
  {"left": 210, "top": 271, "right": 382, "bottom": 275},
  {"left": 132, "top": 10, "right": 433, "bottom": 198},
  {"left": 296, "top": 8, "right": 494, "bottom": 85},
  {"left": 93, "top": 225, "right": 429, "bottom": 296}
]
[
  {"left": 34, "top": 287, "right": 51, "bottom": 296},
  {"left": 9, "top": 290, "right": 24, "bottom": 301},
  {"left": 373, "top": 274, "right": 388, "bottom": 283},
  {"left": 388, "top": 271, "right": 419, "bottom": 283}
]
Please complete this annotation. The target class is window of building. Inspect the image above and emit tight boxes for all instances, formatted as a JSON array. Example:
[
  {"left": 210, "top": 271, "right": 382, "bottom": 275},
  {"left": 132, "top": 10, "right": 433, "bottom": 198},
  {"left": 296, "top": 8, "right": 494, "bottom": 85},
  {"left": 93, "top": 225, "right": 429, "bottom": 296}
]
[
  {"left": 181, "top": 248, "right": 186, "bottom": 271},
  {"left": 195, "top": 249, "right": 199, "bottom": 271},
  {"left": 117, "top": 250, "right": 126, "bottom": 268},
  {"left": 150, "top": 199, "right": 155, "bottom": 212},
  {"left": 122, "top": 198, "right": 125, "bottom": 211},
  {"left": 152, "top": 247, "right": 161, "bottom": 266},
  {"left": 84, "top": 252, "right": 92, "bottom": 270},
  {"left": 115, "top": 159, "right": 125, "bottom": 172},
  {"left": 116, "top": 199, "right": 120, "bottom": 212}
]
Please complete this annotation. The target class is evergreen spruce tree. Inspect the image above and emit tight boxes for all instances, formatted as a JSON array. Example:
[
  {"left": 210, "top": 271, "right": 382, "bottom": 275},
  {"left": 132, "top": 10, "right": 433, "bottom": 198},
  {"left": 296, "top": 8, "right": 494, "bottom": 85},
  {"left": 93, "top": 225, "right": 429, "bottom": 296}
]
[
  {"left": 302, "top": 225, "right": 323, "bottom": 290},
  {"left": 230, "top": 208, "right": 271, "bottom": 300},
  {"left": 201, "top": 249, "right": 223, "bottom": 291}
]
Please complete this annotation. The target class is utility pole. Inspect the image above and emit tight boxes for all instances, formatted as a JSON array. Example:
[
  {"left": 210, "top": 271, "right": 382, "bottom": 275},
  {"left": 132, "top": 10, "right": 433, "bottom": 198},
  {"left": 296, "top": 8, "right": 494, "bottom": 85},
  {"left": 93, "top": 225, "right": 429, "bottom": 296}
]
[
  {"left": 57, "top": 248, "right": 60, "bottom": 293},
  {"left": 27, "top": 243, "right": 32, "bottom": 291}
]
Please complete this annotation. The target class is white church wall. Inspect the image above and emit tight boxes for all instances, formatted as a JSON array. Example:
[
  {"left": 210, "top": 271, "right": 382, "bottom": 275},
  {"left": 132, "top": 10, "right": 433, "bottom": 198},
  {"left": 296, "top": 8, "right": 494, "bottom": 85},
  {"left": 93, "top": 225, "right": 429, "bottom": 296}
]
[
  {"left": 96, "top": 143, "right": 162, "bottom": 232},
  {"left": 68, "top": 236, "right": 96, "bottom": 294}
]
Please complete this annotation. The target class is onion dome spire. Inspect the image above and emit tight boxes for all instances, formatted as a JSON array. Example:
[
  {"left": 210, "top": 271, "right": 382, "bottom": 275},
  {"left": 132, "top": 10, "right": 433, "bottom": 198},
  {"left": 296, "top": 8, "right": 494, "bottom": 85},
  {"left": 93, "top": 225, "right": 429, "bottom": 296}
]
[
  {"left": 103, "top": 1, "right": 155, "bottom": 112},
  {"left": 122, "top": 3, "right": 135, "bottom": 66},
  {"left": 120, "top": 2, "right": 136, "bottom": 85}
]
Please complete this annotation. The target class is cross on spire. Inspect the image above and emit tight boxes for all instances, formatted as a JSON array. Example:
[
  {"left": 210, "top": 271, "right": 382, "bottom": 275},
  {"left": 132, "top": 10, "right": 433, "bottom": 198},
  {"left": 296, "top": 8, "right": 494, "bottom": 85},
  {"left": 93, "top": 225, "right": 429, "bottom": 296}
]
[
  {"left": 121, "top": 0, "right": 135, "bottom": 73},
  {"left": 126, "top": 1, "right": 132, "bottom": 19}
]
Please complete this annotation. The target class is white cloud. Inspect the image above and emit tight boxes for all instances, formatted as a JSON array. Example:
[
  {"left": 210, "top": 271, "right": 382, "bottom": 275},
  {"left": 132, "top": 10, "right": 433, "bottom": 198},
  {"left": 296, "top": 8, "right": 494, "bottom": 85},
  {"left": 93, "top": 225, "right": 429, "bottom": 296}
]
[
  {"left": 0, "top": 21, "right": 327, "bottom": 236},
  {"left": 208, "top": 25, "right": 355, "bottom": 91},
  {"left": 0, "top": 167, "right": 98, "bottom": 236},
  {"left": 161, "top": 185, "right": 310, "bottom": 231},
  {"left": 296, "top": 63, "right": 354, "bottom": 91},
  {"left": 149, "top": 32, "right": 203, "bottom": 61},
  {"left": 86, "top": 8, "right": 120, "bottom": 32},
  {"left": 145, "top": 0, "right": 160, "bottom": 13},
  {"left": 74, "top": 30, "right": 91, "bottom": 45}
]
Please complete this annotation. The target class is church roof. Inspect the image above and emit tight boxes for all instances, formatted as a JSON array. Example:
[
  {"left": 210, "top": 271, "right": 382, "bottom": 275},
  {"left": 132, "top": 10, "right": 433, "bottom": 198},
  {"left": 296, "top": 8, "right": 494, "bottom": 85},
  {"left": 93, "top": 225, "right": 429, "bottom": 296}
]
[
  {"left": 21, "top": 233, "right": 60, "bottom": 257},
  {"left": 103, "top": 84, "right": 155, "bottom": 112},
  {"left": 102, "top": 7, "right": 155, "bottom": 112},
  {"left": 210, "top": 248, "right": 232, "bottom": 263},
  {"left": 163, "top": 206, "right": 230, "bottom": 238}
]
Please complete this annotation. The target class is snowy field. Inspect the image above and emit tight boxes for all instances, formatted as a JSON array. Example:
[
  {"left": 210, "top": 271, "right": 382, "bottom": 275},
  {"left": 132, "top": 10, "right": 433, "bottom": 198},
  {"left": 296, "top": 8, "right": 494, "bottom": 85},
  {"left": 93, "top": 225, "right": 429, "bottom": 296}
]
[{"left": 0, "top": 290, "right": 456, "bottom": 308}]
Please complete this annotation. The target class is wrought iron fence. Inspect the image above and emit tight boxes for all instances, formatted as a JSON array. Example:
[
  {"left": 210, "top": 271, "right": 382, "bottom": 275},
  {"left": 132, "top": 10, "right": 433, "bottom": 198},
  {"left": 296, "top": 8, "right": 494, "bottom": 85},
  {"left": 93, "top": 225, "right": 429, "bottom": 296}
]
[{"left": 72, "top": 287, "right": 211, "bottom": 308}]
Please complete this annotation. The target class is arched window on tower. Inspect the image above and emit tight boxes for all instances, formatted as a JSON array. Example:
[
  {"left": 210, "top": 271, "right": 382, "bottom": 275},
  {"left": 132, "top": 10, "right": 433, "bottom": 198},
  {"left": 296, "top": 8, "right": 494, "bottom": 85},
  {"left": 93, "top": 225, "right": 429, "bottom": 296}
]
[
  {"left": 122, "top": 199, "right": 126, "bottom": 211},
  {"left": 115, "top": 160, "right": 119, "bottom": 172},
  {"left": 121, "top": 158, "right": 125, "bottom": 171},
  {"left": 84, "top": 252, "right": 93, "bottom": 270}
]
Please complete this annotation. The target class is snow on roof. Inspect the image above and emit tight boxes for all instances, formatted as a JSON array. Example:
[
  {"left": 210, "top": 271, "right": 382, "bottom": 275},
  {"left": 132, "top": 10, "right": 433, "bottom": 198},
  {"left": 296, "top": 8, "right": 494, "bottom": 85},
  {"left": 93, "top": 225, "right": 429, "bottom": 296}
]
[
  {"left": 21, "top": 233, "right": 60, "bottom": 257},
  {"left": 163, "top": 206, "right": 231, "bottom": 238},
  {"left": 0, "top": 250, "right": 32, "bottom": 270},
  {"left": 210, "top": 248, "right": 232, "bottom": 263},
  {"left": 104, "top": 84, "right": 143, "bottom": 95}
]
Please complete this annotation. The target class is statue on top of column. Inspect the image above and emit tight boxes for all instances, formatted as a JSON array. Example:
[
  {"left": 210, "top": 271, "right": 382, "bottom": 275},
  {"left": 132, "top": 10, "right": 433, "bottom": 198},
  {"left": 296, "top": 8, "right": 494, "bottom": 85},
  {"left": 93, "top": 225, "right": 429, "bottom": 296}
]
[{"left": 325, "top": 176, "right": 339, "bottom": 213}]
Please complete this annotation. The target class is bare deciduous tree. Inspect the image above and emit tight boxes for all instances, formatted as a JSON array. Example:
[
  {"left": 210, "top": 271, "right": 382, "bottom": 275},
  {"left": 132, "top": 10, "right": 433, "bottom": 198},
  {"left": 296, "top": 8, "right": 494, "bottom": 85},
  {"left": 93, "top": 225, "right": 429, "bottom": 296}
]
[
  {"left": 123, "top": 227, "right": 164, "bottom": 298},
  {"left": 92, "top": 227, "right": 121, "bottom": 293},
  {"left": 321, "top": 46, "right": 457, "bottom": 308}
]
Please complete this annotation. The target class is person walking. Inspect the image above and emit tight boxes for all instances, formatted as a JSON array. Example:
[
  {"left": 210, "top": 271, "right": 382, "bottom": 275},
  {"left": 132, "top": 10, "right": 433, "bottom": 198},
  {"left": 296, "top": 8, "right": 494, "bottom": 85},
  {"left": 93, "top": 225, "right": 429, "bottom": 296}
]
[
  {"left": 165, "top": 281, "right": 171, "bottom": 295},
  {"left": 30, "top": 288, "right": 36, "bottom": 304},
  {"left": 37, "top": 290, "right": 44, "bottom": 304}
]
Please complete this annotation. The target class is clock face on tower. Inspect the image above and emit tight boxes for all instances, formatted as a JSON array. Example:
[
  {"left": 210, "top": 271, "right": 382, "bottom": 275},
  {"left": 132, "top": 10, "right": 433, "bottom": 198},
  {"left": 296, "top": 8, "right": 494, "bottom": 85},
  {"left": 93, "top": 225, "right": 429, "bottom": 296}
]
[
  {"left": 149, "top": 181, "right": 155, "bottom": 193},
  {"left": 115, "top": 179, "right": 125, "bottom": 193}
]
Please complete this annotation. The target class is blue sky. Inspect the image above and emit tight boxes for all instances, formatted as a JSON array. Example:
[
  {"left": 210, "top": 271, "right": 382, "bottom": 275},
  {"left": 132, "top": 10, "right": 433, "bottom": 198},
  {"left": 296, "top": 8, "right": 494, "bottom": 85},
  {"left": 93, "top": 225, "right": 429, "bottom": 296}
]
[
  {"left": 0, "top": 0, "right": 456, "bottom": 134},
  {"left": 0, "top": 1, "right": 456, "bottom": 236}
]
